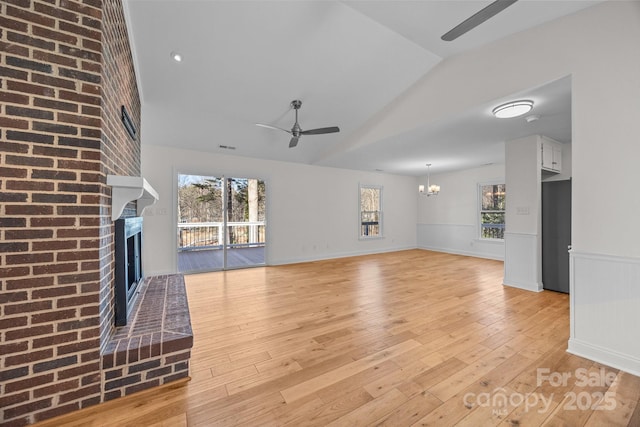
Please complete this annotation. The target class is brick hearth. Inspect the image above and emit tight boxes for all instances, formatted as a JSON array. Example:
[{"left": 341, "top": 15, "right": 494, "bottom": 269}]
[{"left": 100, "top": 274, "right": 193, "bottom": 401}]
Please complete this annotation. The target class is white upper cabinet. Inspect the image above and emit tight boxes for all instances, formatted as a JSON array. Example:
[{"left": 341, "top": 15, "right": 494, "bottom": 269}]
[{"left": 541, "top": 137, "right": 562, "bottom": 173}]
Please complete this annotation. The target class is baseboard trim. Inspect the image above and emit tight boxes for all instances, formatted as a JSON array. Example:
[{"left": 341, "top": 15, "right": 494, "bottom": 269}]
[
  {"left": 568, "top": 338, "right": 640, "bottom": 377},
  {"left": 270, "top": 245, "right": 417, "bottom": 266},
  {"left": 502, "top": 279, "right": 543, "bottom": 292},
  {"left": 416, "top": 244, "right": 504, "bottom": 261}
]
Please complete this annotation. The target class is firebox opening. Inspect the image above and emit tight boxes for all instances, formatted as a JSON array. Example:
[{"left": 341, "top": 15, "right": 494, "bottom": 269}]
[{"left": 114, "top": 216, "right": 143, "bottom": 326}]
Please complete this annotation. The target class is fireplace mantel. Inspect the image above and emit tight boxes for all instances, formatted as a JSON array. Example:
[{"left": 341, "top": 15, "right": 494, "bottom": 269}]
[{"left": 107, "top": 175, "right": 159, "bottom": 220}]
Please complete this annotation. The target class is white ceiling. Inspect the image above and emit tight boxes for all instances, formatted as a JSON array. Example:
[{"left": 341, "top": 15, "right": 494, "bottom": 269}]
[{"left": 124, "top": 0, "right": 602, "bottom": 176}]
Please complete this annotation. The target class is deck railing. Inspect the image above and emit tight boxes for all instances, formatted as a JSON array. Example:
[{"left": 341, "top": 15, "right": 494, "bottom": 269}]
[
  {"left": 178, "top": 221, "right": 265, "bottom": 251},
  {"left": 481, "top": 223, "right": 505, "bottom": 240}
]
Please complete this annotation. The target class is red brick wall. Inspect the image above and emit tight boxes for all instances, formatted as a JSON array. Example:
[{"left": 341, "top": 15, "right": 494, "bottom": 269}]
[
  {"left": 98, "top": 0, "right": 141, "bottom": 357},
  {"left": 0, "top": 0, "right": 141, "bottom": 425}
]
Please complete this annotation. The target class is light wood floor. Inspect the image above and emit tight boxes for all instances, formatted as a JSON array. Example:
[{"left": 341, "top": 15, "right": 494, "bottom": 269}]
[{"left": 35, "top": 250, "right": 640, "bottom": 426}]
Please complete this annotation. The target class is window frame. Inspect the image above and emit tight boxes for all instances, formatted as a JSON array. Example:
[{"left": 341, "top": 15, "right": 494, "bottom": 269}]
[
  {"left": 358, "top": 184, "right": 383, "bottom": 240},
  {"left": 478, "top": 181, "right": 506, "bottom": 241}
]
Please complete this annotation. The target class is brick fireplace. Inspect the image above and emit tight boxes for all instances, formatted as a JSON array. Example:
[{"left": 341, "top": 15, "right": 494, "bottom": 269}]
[{"left": 0, "top": 1, "right": 191, "bottom": 425}]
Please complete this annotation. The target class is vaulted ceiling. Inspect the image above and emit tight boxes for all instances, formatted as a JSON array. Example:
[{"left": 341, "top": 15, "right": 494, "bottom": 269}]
[{"left": 124, "top": 0, "right": 602, "bottom": 175}]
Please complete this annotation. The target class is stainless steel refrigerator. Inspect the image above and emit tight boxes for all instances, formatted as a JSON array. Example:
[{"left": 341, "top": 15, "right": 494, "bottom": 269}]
[{"left": 542, "top": 180, "right": 571, "bottom": 293}]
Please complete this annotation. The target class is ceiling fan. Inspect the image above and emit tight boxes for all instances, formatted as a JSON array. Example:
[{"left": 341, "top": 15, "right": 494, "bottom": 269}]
[
  {"left": 441, "top": 0, "right": 518, "bottom": 41},
  {"left": 256, "top": 100, "right": 340, "bottom": 148}
]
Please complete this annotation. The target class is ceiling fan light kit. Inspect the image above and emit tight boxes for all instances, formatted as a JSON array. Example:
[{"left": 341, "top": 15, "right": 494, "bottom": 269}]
[
  {"left": 256, "top": 100, "right": 340, "bottom": 148},
  {"left": 492, "top": 100, "right": 534, "bottom": 119}
]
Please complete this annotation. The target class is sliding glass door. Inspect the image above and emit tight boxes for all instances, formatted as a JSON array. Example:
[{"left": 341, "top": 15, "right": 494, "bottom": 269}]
[
  {"left": 225, "top": 176, "right": 266, "bottom": 269},
  {"left": 177, "top": 174, "right": 265, "bottom": 273}
]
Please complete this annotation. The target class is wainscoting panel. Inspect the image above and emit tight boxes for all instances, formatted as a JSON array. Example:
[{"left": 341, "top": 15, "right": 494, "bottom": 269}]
[
  {"left": 503, "top": 232, "right": 542, "bottom": 292},
  {"left": 416, "top": 223, "right": 504, "bottom": 261},
  {"left": 568, "top": 251, "right": 640, "bottom": 376}
]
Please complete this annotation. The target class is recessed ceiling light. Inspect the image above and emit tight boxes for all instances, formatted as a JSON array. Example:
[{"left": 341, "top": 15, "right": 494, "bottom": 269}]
[
  {"left": 492, "top": 100, "right": 533, "bottom": 119},
  {"left": 170, "top": 51, "right": 182, "bottom": 62}
]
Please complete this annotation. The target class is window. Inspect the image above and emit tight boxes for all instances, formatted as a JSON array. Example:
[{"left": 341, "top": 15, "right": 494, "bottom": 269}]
[
  {"left": 359, "top": 185, "right": 382, "bottom": 238},
  {"left": 479, "top": 183, "right": 505, "bottom": 240}
]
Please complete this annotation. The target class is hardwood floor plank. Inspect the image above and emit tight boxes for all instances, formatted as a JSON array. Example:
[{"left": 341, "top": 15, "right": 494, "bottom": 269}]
[
  {"left": 188, "top": 391, "right": 285, "bottom": 426},
  {"left": 315, "top": 360, "right": 400, "bottom": 404},
  {"left": 325, "top": 388, "right": 408, "bottom": 427},
  {"left": 364, "top": 357, "right": 436, "bottom": 398},
  {"left": 499, "top": 348, "right": 577, "bottom": 426},
  {"left": 397, "top": 357, "right": 468, "bottom": 399},
  {"left": 412, "top": 352, "right": 534, "bottom": 426},
  {"left": 627, "top": 397, "right": 640, "bottom": 427},
  {"left": 186, "top": 364, "right": 258, "bottom": 394},
  {"left": 582, "top": 371, "right": 640, "bottom": 427},
  {"left": 428, "top": 344, "right": 522, "bottom": 402},
  {"left": 32, "top": 250, "right": 640, "bottom": 427},
  {"left": 146, "top": 414, "right": 187, "bottom": 427},
  {"left": 453, "top": 353, "right": 538, "bottom": 426},
  {"left": 280, "top": 339, "right": 421, "bottom": 403},
  {"left": 248, "top": 394, "right": 326, "bottom": 426},
  {"left": 282, "top": 388, "right": 374, "bottom": 426},
  {"left": 226, "top": 358, "right": 302, "bottom": 395},
  {"left": 211, "top": 351, "right": 272, "bottom": 376},
  {"left": 372, "top": 390, "right": 442, "bottom": 426},
  {"left": 540, "top": 363, "right": 615, "bottom": 426}
]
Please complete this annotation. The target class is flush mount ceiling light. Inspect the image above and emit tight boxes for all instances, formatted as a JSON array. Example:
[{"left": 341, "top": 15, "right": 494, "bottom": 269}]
[
  {"left": 170, "top": 51, "right": 183, "bottom": 62},
  {"left": 492, "top": 100, "right": 534, "bottom": 119}
]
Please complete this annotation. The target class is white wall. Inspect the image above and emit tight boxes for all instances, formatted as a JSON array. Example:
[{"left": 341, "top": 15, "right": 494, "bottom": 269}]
[
  {"left": 349, "top": 2, "right": 640, "bottom": 374},
  {"left": 505, "top": 136, "right": 541, "bottom": 235},
  {"left": 141, "top": 145, "right": 417, "bottom": 275},
  {"left": 504, "top": 135, "right": 542, "bottom": 291},
  {"left": 417, "top": 163, "right": 505, "bottom": 260}
]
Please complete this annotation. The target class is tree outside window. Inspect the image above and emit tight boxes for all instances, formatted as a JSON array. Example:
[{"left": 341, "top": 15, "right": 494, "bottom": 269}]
[
  {"left": 360, "top": 185, "right": 382, "bottom": 238},
  {"left": 480, "top": 183, "right": 505, "bottom": 240}
]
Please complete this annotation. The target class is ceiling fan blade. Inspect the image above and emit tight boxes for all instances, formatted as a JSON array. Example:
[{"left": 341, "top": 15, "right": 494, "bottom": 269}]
[
  {"left": 301, "top": 126, "right": 340, "bottom": 135},
  {"left": 289, "top": 136, "right": 300, "bottom": 148},
  {"left": 441, "top": 0, "right": 518, "bottom": 42},
  {"left": 255, "top": 123, "right": 291, "bottom": 134}
]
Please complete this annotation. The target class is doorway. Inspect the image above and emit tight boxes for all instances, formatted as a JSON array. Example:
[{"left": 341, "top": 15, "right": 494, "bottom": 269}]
[{"left": 177, "top": 174, "right": 266, "bottom": 272}]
